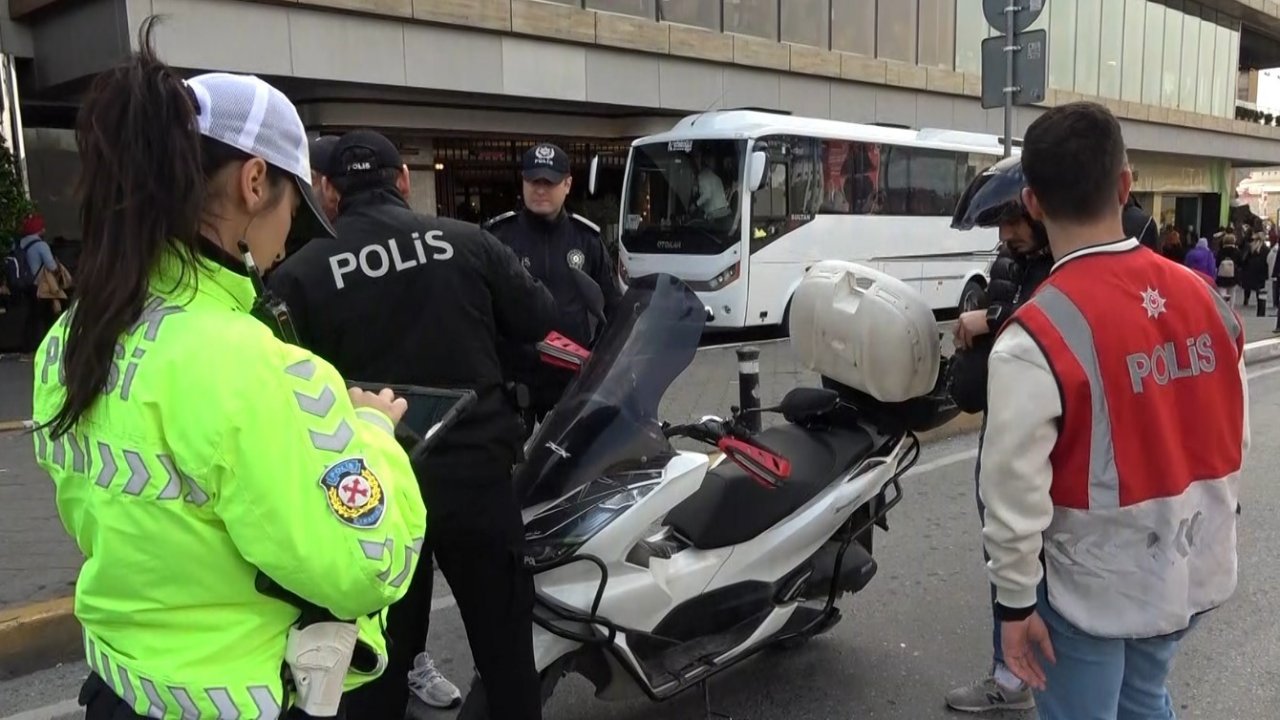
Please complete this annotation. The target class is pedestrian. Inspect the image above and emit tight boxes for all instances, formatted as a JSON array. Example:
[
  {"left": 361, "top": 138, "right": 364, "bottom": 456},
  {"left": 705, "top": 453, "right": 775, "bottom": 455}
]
[
  {"left": 943, "top": 156, "right": 1053, "bottom": 714},
  {"left": 1160, "top": 228, "right": 1186, "bottom": 264},
  {"left": 1122, "top": 195, "right": 1158, "bottom": 250},
  {"left": 485, "top": 142, "right": 621, "bottom": 439},
  {"left": 1184, "top": 236, "right": 1217, "bottom": 283},
  {"left": 1217, "top": 233, "right": 1242, "bottom": 302},
  {"left": 1241, "top": 232, "right": 1269, "bottom": 308},
  {"left": 980, "top": 101, "right": 1247, "bottom": 719},
  {"left": 32, "top": 20, "right": 427, "bottom": 719},
  {"left": 268, "top": 130, "right": 559, "bottom": 720}
]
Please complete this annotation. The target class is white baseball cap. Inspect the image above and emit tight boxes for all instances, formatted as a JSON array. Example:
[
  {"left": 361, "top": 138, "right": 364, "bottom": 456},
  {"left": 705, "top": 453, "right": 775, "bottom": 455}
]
[{"left": 185, "top": 72, "right": 336, "bottom": 239}]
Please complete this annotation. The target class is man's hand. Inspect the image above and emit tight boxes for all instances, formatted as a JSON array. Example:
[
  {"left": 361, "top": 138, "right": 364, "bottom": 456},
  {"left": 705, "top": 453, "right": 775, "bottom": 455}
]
[
  {"left": 953, "top": 309, "right": 991, "bottom": 349},
  {"left": 349, "top": 386, "right": 408, "bottom": 425},
  {"left": 1001, "top": 613, "right": 1056, "bottom": 691}
]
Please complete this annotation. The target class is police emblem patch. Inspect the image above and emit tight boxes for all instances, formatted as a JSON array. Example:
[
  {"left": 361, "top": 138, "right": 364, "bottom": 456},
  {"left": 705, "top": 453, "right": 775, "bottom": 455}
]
[
  {"left": 320, "top": 458, "right": 385, "bottom": 529},
  {"left": 535, "top": 145, "right": 556, "bottom": 161},
  {"left": 567, "top": 249, "right": 586, "bottom": 270},
  {"left": 522, "top": 256, "right": 532, "bottom": 269}
]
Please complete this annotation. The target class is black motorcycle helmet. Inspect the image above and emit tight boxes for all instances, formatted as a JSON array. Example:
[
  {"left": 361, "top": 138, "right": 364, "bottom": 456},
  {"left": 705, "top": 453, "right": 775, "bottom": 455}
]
[{"left": 951, "top": 156, "right": 1028, "bottom": 231}]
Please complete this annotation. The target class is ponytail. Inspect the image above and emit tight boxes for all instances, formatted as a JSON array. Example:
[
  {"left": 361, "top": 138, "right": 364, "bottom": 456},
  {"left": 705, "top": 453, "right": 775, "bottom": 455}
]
[{"left": 46, "top": 16, "right": 205, "bottom": 438}]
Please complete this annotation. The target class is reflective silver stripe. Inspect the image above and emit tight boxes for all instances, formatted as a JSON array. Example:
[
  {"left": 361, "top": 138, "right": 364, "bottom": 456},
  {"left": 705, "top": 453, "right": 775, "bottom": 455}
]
[
  {"left": 248, "top": 685, "right": 281, "bottom": 720},
  {"left": 387, "top": 537, "right": 424, "bottom": 589},
  {"left": 284, "top": 359, "right": 316, "bottom": 381},
  {"left": 86, "top": 638, "right": 100, "bottom": 675},
  {"left": 155, "top": 453, "right": 210, "bottom": 506},
  {"left": 309, "top": 419, "right": 353, "bottom": 453},
  {"left": 355, "top": 408, "right": 395, "bottom": 436},
  {"left": 96, "top": 442, "right": 117, "bottom": 488},
  {"left": 171, "top": 686, "right": 199, "bottom": 720},
  {"left": 122, "top": 450, "right": 152, "bottom": 496},
  {"left": 68, "top": 433, "right": 86, "bottom": 473},
  {"left": 51, "top": 433, "right": 65, "bottom": 467},
  {"left": 140, "top": 677, "right": 167, "bottom": 719},
  {"left": 294, "top": 385, "right": 337, "bottom": 417},
  {"left": 117, "top": 666, "right": 137, "bottom": 708},
  {"left": 207, "top": 687, "right": 240, "bottom": 719},
  {"left": 34, "top": 428, "right": 47, "bottom": 464},
  {"left": 137, "top": 299, "right": 185, "bottom": 342},
  {"left": 1029, "top": 286, "right": 1121, "bottom": 509},
  {"left": 359, "top": 537, "right": 392, "bottom": 561},
  {"left": 99, "top": 652, "right": 113, "bottom": 691}
]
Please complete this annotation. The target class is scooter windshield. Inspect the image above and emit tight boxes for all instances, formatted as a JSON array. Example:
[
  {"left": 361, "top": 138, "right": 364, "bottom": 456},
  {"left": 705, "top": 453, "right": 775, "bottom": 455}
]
[{"left": 515, "top": 273, "right": 706, "bottom": 508}]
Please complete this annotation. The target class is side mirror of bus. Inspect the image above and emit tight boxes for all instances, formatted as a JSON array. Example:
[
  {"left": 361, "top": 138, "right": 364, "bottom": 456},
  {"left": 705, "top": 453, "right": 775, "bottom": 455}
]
[
  {"left": 747, "top": 151, "right": 767, "bottom": 192},
  {"left": 588, "top": 155, "right": 601, "bottom": 196}
]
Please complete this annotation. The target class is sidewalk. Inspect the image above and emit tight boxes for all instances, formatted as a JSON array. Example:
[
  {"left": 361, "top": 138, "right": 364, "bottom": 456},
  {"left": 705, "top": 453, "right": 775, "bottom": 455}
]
[{"left": 1, "top": 310, "right": 1277, "bottom": 610}]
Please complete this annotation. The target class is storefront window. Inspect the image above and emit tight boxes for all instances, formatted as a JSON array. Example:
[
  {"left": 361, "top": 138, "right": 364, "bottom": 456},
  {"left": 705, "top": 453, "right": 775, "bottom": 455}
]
[
  {"left": 658, "top": 0, "right": 719, "bottom": 29},
  {"left": 781, "top": 0, "right": 830, "bottom": 49},
  {"left": 1162, "top": 1, "right": 1183, "bottom": 108},
  {"left": 1074, "top": 0, "right": 1101, "bottom": 96},
  {"left": 1048, "top": 0, "right": 1076, "bottom": 91},
  {"left": 954, "top": 0, "right": 988, "bottom": 75},
  {"left": 917, "top": 0, "right": 956, "bottom": 70},
  {"left": 1142, "top": 1, "right": 1165, "bottom": 107},
  {"left": 587, "top": 0, "right": 654, "bottom": 17},
  {"left": 1196, "top": 9, "right": 1217, "bottom": 116},
  {"left": 1120, "top": 0, "right": 1144, "bottom": 102},
  {"left": 724, "top": 0, "right": 778, "bottom": 41},
  {"left": 876, "top": 0, "right": 918, "bottom": 64},
  {"left": 831, "top": 0, "right": 875, "bottom": 56},
  {"left": 1178, "top": 3, "right": 1200, "bottom": 111}
]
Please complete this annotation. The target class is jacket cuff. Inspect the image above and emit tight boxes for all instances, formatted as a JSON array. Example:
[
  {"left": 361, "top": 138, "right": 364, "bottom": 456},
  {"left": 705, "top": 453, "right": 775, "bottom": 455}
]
[
  {"left": 994, "top": 602, "right": 1037, "bottom": 622},
  {"left": 354, "top": 408, "right": 396, "bottom": 437},
  {"left": 993, "top": 583, "right": 1039, "bottom": 621},
  {"left": 986, "top": 303, "right": 1012, "bottom": 334}
]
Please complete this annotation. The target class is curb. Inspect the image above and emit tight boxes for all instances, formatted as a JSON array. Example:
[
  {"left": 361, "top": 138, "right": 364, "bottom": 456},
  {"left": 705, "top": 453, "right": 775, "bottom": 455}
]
[{"left": 3, "top": 338, "right": 1278, "bottom": 680}]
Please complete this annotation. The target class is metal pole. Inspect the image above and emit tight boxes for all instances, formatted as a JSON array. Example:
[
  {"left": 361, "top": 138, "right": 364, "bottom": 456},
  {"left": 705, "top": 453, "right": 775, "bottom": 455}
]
[
  {"left": 1003, "top": 3, "right": 1017, "bottom": 158},
  {"left": 736, "top": 346, "right": 761, "bottom": 433}
]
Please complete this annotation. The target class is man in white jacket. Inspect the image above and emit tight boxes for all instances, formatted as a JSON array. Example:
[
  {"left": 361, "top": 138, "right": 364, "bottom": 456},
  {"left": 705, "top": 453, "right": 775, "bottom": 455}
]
[{"left": 980, "top": 101, "right": 1249, "bottom": 719}]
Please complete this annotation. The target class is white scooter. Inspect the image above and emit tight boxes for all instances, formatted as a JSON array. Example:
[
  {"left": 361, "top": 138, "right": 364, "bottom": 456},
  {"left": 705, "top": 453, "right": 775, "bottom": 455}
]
[{"left": 461, "top": 263, "right": 958, "bottom": 719}]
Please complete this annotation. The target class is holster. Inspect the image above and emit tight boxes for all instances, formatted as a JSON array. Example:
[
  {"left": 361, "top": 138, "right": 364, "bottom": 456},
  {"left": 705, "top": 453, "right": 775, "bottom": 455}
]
[{"left": 284, "top": 622, "right": 358, "bottom": 718}]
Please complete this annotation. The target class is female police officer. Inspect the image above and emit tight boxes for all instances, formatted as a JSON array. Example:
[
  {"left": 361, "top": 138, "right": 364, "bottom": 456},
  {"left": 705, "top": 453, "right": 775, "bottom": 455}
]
[{"left": 30, "top": 20, "right": 426, "bottom": 719}]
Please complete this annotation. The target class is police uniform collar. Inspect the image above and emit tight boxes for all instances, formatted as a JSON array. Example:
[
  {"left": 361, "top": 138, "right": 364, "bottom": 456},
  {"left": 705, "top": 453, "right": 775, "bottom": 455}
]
[
  {"left": 1052, "top": 238, "right": 1139, "bottom": 273},
  {"left": 520, "top": 206, "right": 567, "bottom": 230},
  {"left": 339, "top": 186, "right": 410, "bottom": 214},
  {"left": 152, "top": 242, "right": 256, "bottom": 313}
]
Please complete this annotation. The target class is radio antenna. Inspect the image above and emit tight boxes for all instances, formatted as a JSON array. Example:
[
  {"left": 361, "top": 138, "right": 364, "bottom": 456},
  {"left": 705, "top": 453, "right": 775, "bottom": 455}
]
[{"left": 690, "top": 83, "right": 731, "bottom": 126}]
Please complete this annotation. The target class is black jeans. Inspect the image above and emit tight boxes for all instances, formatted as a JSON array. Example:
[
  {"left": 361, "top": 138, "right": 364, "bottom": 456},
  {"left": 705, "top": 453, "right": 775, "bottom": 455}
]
[{"left": 344, "top": 454, "right": 541, "bottom": 720}]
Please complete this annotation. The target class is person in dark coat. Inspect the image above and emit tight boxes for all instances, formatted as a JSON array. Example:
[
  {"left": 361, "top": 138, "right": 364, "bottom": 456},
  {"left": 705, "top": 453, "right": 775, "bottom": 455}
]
[{"left": 1241, "top": 233, "right": 1270, "bottom": 308}]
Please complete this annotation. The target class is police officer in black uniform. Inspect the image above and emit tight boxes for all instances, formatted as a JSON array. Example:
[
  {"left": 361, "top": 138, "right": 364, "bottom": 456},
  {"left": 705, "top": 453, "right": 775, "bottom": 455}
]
[
  {"left": 268, "top": 130, "right": 557, "bottom": 720},
  {"left": 485, "top": 142, "right": 621, "bottom": 436},
  {"left": 1124, "top": 194, "right": 1159, "bottom": 250}
]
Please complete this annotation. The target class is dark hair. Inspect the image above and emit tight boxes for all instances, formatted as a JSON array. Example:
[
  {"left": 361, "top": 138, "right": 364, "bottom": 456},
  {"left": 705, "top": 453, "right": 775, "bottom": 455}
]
[
  {"left": 1021, "top": 102, "right": 1127, "bottom": 223},
  {"left": 47, "top": 16, "right": 288, "bottom": 438}
]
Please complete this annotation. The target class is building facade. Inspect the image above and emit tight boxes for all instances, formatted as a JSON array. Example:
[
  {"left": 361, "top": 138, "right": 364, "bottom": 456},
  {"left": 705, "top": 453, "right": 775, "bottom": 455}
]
[{"left": 7, "top": 0, "right": 1280, "bottom": 238}]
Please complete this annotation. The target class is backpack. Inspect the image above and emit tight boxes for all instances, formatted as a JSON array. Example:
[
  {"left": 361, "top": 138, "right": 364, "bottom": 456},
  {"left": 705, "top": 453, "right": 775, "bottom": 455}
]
[
  {"left": 3, "top": 237, "right": 38, "bottom": 290},
  {"left": 1218, "top": 257, "right": 1236, "bottom": 279}
]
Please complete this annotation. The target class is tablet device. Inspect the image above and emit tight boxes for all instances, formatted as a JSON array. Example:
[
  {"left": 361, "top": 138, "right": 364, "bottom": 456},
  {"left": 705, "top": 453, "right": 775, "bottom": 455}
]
[{"left": 349, "top": 383, "right": 477, "bottom": 461}]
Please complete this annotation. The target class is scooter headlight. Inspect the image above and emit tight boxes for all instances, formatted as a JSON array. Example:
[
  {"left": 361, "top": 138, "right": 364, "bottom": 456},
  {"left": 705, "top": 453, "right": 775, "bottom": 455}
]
[{"left": 524, "top": 475, "right": 661, "bottom": 566}]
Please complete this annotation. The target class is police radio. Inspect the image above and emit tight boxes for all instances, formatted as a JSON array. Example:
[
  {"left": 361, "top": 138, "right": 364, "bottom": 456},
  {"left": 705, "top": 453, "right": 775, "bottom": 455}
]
[{"left": 238, "top": 241, "right": 300, "bottom": 346}]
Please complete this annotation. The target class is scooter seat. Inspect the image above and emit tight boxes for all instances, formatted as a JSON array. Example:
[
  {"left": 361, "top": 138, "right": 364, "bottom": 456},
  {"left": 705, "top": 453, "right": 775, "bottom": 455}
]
[{"left": 665, "top": 423, "right": 876, "bottom": 550}]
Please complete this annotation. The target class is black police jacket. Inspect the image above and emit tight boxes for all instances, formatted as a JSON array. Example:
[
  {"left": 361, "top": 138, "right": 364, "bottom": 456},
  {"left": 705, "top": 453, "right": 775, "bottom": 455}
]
[
  {"left": 268, "top": 187, "right": 558, "bottom": 463},
  {"left": 486, "top": 208, "right": 622, "bottom": 410},
  {"left": 947, "top": 247, "right": 1053, "bottom": 414}
]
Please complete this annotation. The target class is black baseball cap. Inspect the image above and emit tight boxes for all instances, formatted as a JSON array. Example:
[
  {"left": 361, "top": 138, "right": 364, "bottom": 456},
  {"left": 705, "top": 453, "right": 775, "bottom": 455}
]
[
  {"left": 522, "top": 142, "right": 570, "bottom": 183},
  {"left": 329, "top": 130, "right": 404, "bottom": 179},
  {"left": 309, "top": 135, "right": 339, "bottom": 177}
]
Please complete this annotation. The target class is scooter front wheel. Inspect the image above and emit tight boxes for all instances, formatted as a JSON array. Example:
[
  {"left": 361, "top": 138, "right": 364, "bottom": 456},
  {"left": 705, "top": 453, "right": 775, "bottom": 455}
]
[{"left": 456, "top": 655, "right": 572, "bottom": 720}]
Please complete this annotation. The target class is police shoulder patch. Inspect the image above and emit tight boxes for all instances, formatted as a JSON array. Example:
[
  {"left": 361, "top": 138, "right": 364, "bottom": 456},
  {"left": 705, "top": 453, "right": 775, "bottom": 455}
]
[
  {"left": 569, "top": 213, "right": 600, "bottom": 234},
  {"left": 320, "top": 457, "right": 385, "bottom": 529}
]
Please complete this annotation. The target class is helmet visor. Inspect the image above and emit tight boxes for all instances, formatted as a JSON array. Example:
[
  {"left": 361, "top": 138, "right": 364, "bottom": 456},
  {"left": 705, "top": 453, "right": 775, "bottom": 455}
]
[{"left": 951, "top": 161, "right": 1028, "bottom": 231}]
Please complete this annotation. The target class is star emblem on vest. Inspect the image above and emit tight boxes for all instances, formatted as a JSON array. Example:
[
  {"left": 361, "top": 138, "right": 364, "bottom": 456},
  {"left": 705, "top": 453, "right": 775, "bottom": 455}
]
[
  {"left": 320, "top": 457, "right": 386, "bottom": 528},
  {"left": 567, "top": 249, "right": 585, "bottom": 270},
  {"left": 1140, "top": 287, "right": 1167, "bottom": 319}
]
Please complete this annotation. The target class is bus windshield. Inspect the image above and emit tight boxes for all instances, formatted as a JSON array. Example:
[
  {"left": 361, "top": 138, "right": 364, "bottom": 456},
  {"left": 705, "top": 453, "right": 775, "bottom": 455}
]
[{"left": 620, "top": 139, "right": 746, "bottom": 255}]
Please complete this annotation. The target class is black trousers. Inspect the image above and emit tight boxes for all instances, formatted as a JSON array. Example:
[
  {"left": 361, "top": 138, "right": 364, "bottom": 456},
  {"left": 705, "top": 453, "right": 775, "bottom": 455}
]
[{"left": 344, "top": 454, "right": 541, "bottom": 720}]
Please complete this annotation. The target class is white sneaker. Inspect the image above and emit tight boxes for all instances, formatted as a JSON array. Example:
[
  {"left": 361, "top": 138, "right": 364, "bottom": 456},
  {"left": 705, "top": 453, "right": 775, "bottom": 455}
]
[{"left": 407, "top": 651, "right": 462, "bottom": 709}]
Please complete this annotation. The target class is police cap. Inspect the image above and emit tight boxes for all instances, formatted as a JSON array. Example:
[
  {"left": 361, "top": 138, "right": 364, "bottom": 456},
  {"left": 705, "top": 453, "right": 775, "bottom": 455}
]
[{"left": 522, "top": 143, "right": 571, "bottom": 183}]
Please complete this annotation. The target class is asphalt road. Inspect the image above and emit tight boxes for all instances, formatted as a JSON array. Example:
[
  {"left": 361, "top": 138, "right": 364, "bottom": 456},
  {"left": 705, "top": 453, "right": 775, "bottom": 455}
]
[{"left": 4, "top": 364, "right": 1280, "bottom": 720}]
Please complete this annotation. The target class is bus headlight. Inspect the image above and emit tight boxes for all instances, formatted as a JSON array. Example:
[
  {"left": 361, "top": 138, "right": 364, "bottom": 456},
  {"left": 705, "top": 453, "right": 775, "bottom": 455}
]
[{"left": 686, "top": 262, "right": 741, "bottom": 292}]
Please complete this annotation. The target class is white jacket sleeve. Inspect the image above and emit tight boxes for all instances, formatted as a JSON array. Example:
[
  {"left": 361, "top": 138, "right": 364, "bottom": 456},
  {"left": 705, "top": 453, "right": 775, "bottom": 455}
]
[{"left": 979, "top": 324, "right": 1061, "bottom": 613}]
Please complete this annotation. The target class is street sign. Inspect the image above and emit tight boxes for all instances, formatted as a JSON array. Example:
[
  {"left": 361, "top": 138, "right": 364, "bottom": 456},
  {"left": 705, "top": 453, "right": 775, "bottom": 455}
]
[
  {"left": 983, "top": 0, "right": 1045, "bottom": 35},
  {"left": 981, "top": 29, "right": 1048, "bottom": 110}
]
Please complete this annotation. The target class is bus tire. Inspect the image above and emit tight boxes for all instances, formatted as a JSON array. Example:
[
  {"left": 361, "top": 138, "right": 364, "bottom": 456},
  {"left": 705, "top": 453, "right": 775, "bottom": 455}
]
[{"left": 959, "top": 279, "right": 987, "bottom": 313}]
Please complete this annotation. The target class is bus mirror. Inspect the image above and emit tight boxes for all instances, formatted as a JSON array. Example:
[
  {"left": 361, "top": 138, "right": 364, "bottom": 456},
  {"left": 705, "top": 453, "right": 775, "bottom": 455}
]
[
  {"left": 747, "top": 151, "right": 767, "bottom": 192},
  {"left": 588, "top": 155, "right": 601, "bottom": 196}
]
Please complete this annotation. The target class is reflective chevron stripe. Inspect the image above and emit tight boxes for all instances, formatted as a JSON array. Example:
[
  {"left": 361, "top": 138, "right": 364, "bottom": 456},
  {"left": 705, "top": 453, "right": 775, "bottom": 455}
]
[{"left": 355, "top": 408, "right": 394, "bottom": 436}]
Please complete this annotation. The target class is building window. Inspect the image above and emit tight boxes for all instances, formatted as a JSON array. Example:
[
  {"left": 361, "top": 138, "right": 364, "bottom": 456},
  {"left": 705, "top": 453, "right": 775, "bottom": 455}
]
[
  {"left": 1098, "top": 0, "right": 1124, "bottom": 99},
  {"left": 1211, "top": 21, "right": 1230, "bottom": 117},
  {"left": 724, "top": 0, "right": 778, "bottom": 41},
  {"left": 1195, "top": 8, "right": 1217, "bottom": 115},
  {"left": 877, "top": 0, "right": 918, "bottom": 64},
  {"left": 1074, "top": 0, "right": 1102, "bottom": 96},
  {"left": 1120, "top": 0, "right": 1145, "bottom": 103},
  {"left": 1141, "top": 1, "right": 1165, "bottom": 107},
  {"left": 1162, "top": 0, "right": 1183, "bottom": 108},
  {"left": 658, "top": 0, "right": 720, "bottom": 29},
  {"left": 918, "top": 0, "right": 956, "bottom": 70},
  {"left": 1048, "top": 0, "right": 1077, "bottom": 91},
  {"left": 1179, "top": 2, "right": 1201, "bottom": 111},
  {"left": 1227, "top": 28, "right": 1241, "bottom": 112},
  {"left": 832, "top": 0, "right": 875, "bottom": 56},
  {"left": 587, "top": 0, "right": 655, "bottom": 17},
  {"left": 781, "top": 0, "right": 830, "bottom": 49},
  {"left": 954, "top": 0, "right": 988, "bottom": 76}
]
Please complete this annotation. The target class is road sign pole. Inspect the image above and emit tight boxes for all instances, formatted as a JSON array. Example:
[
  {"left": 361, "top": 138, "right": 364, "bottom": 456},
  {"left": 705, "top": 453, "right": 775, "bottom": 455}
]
[{"left": 1003, "top": 3, "right": 1017, "bottom": 158}]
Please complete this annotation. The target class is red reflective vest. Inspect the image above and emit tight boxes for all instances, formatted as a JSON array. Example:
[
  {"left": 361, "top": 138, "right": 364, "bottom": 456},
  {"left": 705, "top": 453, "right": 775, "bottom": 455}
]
[{"left": 1010, "top": 242, "right": 1246, "bottom": 638}]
